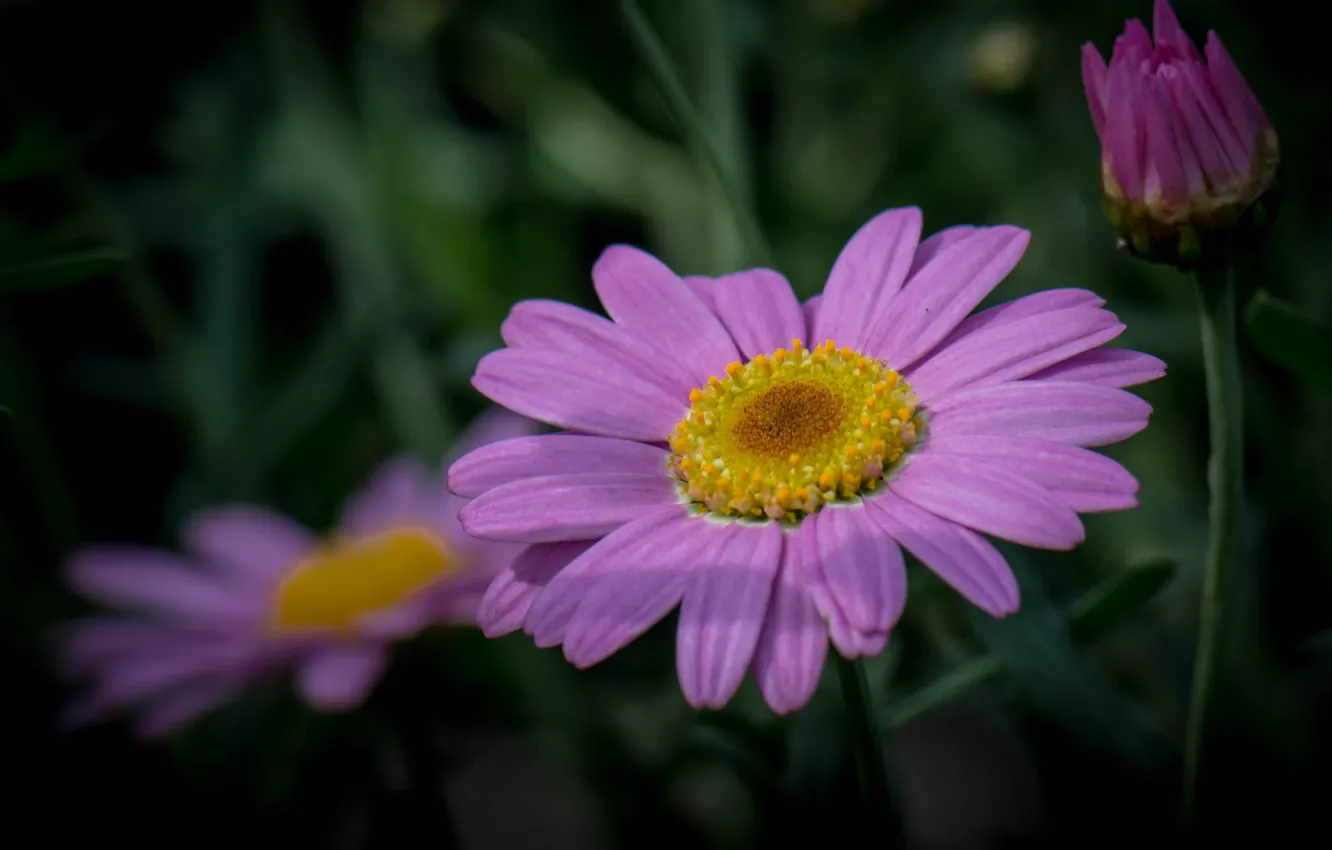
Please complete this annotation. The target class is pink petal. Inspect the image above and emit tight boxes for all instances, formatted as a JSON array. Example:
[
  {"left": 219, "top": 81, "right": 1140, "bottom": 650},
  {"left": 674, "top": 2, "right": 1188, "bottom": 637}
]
[
  {"left": 1027, "top": 348, "right": 1166, "bottom": 387},
  {"left": 814, "top": 207, "right": 923, "bottom": 350},
  {"left": 459, "top": 472, "right": 678, "bottom": 543},
  {"left": 797, "top": 511, "right": 891, "bottom": 659},
  {"left": 864, "top": 493, "right": 1019, "bottom": 616},
  {"left": 1113, "top": 19, "right": 1153, "bottom": 65},
  {"left": 592, "top": 246, "right": 739, "bottom": 386},
  {"left": 473, "top": 348, "right": 684, "bottom": 442},
  {"left": 297, "top": 644, "right": 388, "bottom": 710},
  {"left": 925, "top": 434, "right": 1139, "bottom": 514},
  {"left": 1104, "top": 60, "right": 1147, "bottom": 201},
  {"left": 802, "top": 294, "right": 822, "bottom": 330},
  {"left": 926, "top": 380, "right": 1152, "bottom": 446},
  {"left": 806, "top": 505, "right": 906, "bottom": 634},
  {"left": 1204, "top": 33, "right": 1269, "bottom": 148},
  {"left": 907, "top": 307, "right": 1125, "bottom": 402},
  {"left": 1180, "top": 61, "right": 1248, "bottom": 173},
  {"left": 65, "top": 547, "right": 258, "bottom": 624},
  {"left": 1142, "top": 74, "right": 1190, "bottom": 205},
  {"left": 934, "top": 288, "right": 1105, "bottom": 351},
  {"left": 867, "top": 226, "right": 1031, "bottom": 369},
  {"left": 909, "top": 226, "right": 981, "bottom": 279},
  {"left": 560, "top": 516, "right": 726, "bottom": 667},
  {"left": 1082, "top": 44, "right": 1109, "bottom": 137},
  {"left": 448, "top": 434, "right": 668, "bottom": 499},
  {"left": 69, "top": 639, "right": 257, "bottom": 710},
  {"left": 499, "top": 299, "right": 694, "bottom": 396},
  {"left": 676, "top": 522, "right": 783, "bottom": 709},
  {"left": 57, "top": 619, "right": 186, "bottom": 677},
  {"left": 524, "top": 506, "right": 684, "bottom": 647},
  {"left": 752, "top": 532, "right": 829, "bottom": 714},
  {"left": 1166, "top": 64, "right": 1234, "bottom": 188},
  {"left": 711, "top": 269, "right": 807, "bottom": 358},
  {"left": 183, "top": 507, "right": 315, "bottom": 583},
  {"left": 683, "top": 275, "right": 718, "bottom": 312},
  {"left": 476, "top": 540, "right": 595, "bottom": 637},
  {"left": 1152, "top": 0, "right": 1200, "bottom": 60},
  {"left": 827, "top": 613, "right": 889, "bottom": 659},
  {"left": 889, "top": 453, "right": 1085, "bottom": 550}
]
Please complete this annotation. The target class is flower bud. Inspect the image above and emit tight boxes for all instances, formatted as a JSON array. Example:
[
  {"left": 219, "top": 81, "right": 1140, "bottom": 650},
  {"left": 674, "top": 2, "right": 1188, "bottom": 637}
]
[{"left": 1082, "top": 0, "right": 1279, "bottom": 270}]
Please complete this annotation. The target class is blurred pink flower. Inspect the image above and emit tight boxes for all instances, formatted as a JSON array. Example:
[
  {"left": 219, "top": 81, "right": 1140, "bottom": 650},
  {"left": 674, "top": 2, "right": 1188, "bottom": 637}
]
[
  {"left": 56, "top": 409, "right": 557, "bottom": 738},
  {"left": 1082, "top": 0, "right": 1278, "bottom": 265}
]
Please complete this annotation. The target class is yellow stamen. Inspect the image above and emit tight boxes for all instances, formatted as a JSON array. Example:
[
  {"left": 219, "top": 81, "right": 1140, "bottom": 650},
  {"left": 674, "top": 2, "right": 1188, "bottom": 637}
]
[
  {"left": 271, "top": 528, "right": 457, "bottom": 632},
  {"left": 668, "top": 340, "right": 922, "bottom": 523}
]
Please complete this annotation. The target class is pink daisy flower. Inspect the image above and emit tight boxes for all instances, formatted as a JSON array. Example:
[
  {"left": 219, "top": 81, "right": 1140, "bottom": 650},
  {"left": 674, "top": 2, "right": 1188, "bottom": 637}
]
[
  {"left": 57, "top": 409, "right": 537, "bottom": 739},
  {"left": 450, "top": 206, "right": 1165, "bottom": 714}
]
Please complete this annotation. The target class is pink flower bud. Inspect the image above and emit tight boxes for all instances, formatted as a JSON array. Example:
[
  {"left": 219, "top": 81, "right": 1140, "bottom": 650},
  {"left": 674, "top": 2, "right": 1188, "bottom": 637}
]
[{"left": 1082, "top": 0, "right": 1279, "bottom": 268}]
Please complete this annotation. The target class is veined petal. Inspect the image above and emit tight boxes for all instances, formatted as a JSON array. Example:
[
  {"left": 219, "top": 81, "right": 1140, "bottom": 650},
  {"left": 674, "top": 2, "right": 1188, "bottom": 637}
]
[
  {"left": 926, "top": 380, "right": 1152, "bottom": 446},
  {"left": 676, "top": 522, "right": 782, "bottom": 709},
  {"left": 592, "top": 245, "right": 740, "bottom": 385},
  {"left": 863, "top": 492, "right": 1019, "bottom": 616},
  {"left": 752, "top": 533, "right": 828, "bottom": 714},
  {"left": 1028, "top": 348, "right": 1166, "bottom": 388},
  {"left": 908, "top": 307, "right": 1125, "bottom": 401},
  {"left": 935, "top": 288, "right": 1105, "bottom": 350},
  {"left": 890, "top": 453, "right": 1086, "bottom": 550},
  {"left": 711, "top": 269, "right": 808, "bottom": 359},
  {"left": 476, "top": 540, "right": 596, "bottom": 637},
  {"left": 473, "top": 348, "right": 684, "bottom": 442},
  {"left": 868, "top": 226, "right": 1031, "bottom": 369},
  {"left": 559, "top": 514, "right": 725, "bottom": 666},
  {"left": 807, "top": 504, "right": 906, "bottom": 634},
  {"left": 524, "top": 507, "right": 684, "bottom": 647},
  {"left": 908, "top": 225, "right": 978, "bottom": 278},
  {"left": 814, "top": 207, "right": 923, "bottom": 350},
  {"left": 459, "top": 472, "right": 679, "bottom": 544},
  {"left": 924, "top": 434, "right": 1140, "bottom": 514},
  {"left": 449, "top": 434, "right": 668, "bottom": 498},
  {"left": 500, "top": 299, "right": 694, "bottom": 396}
]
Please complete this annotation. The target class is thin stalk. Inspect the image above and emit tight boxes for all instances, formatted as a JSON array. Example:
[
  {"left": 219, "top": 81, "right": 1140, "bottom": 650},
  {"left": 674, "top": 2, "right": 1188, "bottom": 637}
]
[
  {"left": 1181, "top": 265, "right": 1244, "bottom": 820},
  {"left": 834, "top": 654, "right": 903, "bottom": 836}
]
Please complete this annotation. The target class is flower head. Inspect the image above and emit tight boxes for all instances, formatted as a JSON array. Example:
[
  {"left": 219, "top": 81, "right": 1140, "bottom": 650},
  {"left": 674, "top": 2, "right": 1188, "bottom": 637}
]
[
  {"left": 1082, "top": 0, "right": 1278, "bottom": 268},
  {"left": 451, "top": 207, "right": 1165, "bottom": 714},
  {"left": 57, "top": 409, "right": 535, "bottom": 738}
]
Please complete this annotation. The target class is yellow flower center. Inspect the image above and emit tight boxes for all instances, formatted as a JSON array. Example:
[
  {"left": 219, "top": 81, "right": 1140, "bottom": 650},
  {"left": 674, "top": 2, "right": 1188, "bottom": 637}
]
[
  {"left": 669, "top": 339, "right": 923, "bottom": 523},
  {"left": 270, "top": 527, "right": 458, "bottom": 632}
]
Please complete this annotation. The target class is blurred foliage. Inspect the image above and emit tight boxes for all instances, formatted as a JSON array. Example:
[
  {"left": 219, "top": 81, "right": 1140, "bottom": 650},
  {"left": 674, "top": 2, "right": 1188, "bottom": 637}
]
[{"left": 3, "top": 0, "right": 1332, "bottom": 847}]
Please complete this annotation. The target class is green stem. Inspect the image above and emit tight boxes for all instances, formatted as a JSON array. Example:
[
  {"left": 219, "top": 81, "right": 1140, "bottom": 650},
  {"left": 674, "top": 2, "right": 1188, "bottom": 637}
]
[
  {"left": 1181, "top": 266, "right": 1244, "bottom": 821},
  {"left": 834, "top": 655, "right": 901, "bottom": 833},
  {"left": 616, "top": 0, "right": 773, "bottom": 267}
]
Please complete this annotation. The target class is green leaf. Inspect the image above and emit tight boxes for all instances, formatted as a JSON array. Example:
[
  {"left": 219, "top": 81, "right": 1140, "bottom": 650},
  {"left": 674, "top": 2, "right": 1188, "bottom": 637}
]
[
  {"left": 962, "top": 553, "right": 1172, "bottom": 767},
  {"left": 887, "top": 560, "right": 1176, "bottom": 727},
  {"left": 0, "top": 247, "right": 126, "bottom": 292},
  {"left": 1243, "top": 289, "right": 1332, "bottom": 391}
]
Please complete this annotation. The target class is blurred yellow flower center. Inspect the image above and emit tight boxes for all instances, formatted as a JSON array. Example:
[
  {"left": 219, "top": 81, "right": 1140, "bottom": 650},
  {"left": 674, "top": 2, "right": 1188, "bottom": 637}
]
[
  {"left": 669, "top": 339, "right": 922, "bottom": 523},
  {"left": 271, "top": 527, "right": 456, "bottom": 631}
]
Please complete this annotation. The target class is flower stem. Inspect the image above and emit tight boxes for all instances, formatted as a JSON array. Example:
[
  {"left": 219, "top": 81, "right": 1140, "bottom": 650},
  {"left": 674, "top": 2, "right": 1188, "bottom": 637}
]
[
  {"left": 1181, "top": 265, "right": 1244, "bottom": 821},
  {"left": 833, "top": 654, "right": 902, "bottom": 835},
  {"left": 616, "top": 0, "right": 773, "bottom": 267}
]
